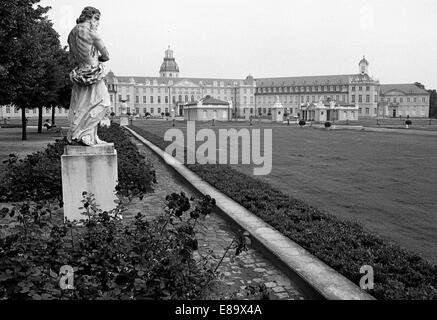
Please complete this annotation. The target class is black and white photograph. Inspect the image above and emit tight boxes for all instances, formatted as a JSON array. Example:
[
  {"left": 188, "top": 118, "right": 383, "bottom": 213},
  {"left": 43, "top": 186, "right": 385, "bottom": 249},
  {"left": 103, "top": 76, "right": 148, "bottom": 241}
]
[{"left": 0, "top": 0, "right": 436, "bottom": 314}]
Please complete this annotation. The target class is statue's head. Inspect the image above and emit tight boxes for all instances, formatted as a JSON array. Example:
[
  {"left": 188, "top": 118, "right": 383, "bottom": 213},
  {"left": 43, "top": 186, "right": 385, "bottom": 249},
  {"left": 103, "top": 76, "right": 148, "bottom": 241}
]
[{"left": 76, "top": 6, "right": 101, "bottom": 30}]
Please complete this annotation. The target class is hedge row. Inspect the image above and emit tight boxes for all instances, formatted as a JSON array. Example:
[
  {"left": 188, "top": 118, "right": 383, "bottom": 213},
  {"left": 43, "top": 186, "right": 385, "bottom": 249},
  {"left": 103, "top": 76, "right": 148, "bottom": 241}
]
[
  {"left": 0, "top": 123, "right": 156, "bottom": 202},
  {"left": 128, "top": 125, "right": 437, "bottom": 300}
]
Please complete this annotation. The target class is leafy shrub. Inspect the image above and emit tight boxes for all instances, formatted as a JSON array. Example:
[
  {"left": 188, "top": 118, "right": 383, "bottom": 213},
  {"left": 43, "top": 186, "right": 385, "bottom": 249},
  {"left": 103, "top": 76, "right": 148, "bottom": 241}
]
[
  {"left": 0, "top": 123, "right": 155, "bottom": 202},
  {"left": 129, "top": 126, "right": 437, "bottom": 300},
  {"left": 299, "top": 120, "right": 306, "bottom": 127},
  {"left": 405, "top": 120, "right": 412, "bottom": 126},
  {"left": 325, "top": 122, "right": 332, "bottom": 128},
  {"left": 0, "top": 192, "right": 217, "bottom": 300}
]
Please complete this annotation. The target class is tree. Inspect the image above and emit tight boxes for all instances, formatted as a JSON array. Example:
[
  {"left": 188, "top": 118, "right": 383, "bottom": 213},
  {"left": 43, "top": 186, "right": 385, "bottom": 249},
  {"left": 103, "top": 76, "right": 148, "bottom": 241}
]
[
  {"left": 0, "top": 1, "right": 69, "bottom": 139},
  {"left": 428, "top": 89, "right": 437, "bottom": 118},
  {"left": 0, "top": 0, "right": 51, "bottom": 140}
]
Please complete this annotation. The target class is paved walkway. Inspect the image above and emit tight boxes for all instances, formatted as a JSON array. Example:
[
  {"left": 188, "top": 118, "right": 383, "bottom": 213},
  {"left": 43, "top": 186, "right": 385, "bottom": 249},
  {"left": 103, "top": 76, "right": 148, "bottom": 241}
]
[
  {"left": 310, "top": 124, "right": 437, "bottom": 136},
  {"left": 124, "top": 138, "right": 306, "bottom": 300}
]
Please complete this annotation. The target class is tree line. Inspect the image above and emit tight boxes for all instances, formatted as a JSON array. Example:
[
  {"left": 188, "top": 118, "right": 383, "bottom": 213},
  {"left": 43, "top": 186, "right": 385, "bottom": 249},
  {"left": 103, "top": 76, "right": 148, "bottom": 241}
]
[{"left": 0, "top": 0, "right": 73, "bottom": 140}]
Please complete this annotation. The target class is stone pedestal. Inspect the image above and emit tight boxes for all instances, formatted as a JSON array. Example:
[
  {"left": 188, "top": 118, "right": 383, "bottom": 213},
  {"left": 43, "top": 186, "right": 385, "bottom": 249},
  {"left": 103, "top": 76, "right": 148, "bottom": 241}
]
[
  {"left": 120, "top": 115, "right": 129, "bottom": 126},
  {"left": 61, "top": 143, "right": 118, "bottom": 222}
]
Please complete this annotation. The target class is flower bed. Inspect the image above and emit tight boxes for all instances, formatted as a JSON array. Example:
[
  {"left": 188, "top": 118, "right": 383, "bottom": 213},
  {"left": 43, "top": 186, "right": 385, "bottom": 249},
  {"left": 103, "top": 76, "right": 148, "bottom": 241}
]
[
  {"left": 128, "top": 125, "right": 437, "bottom": 300},
  {"left": 0, "top": 192, "right": 216, "bottom": 300},
  {"left": 0, "top": 123, "right": 155, "bottom": 202}
]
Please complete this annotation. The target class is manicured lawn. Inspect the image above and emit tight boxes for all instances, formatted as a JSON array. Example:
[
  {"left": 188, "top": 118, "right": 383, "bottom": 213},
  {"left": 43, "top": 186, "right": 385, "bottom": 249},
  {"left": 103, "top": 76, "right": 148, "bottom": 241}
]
[
  {"left": 132, "top": 120, "right": 437, "bottom": 264},
  {"left": 0, "top": 128, "right": 64, "bottom": 175}
]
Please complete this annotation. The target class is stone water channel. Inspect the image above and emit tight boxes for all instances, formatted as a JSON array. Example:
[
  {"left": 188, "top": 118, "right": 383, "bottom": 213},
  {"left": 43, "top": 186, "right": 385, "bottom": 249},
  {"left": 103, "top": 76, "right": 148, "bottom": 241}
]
[{"left": 124, "top": 133, "right": 307, "bottom": 300}]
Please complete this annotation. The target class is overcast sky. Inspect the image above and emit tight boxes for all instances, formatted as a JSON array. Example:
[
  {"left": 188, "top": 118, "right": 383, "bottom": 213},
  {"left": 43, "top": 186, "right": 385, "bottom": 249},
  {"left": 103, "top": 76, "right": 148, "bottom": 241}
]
[{"left": 41, "top": 0, "right": 437, "bottom": 89}]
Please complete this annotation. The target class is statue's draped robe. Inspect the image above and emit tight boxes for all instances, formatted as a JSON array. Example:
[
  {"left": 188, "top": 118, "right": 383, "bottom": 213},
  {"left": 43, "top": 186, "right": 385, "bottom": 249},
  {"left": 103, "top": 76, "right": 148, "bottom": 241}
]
[{"left": 67, "top": 23, "right": 110, "bottom": 144}]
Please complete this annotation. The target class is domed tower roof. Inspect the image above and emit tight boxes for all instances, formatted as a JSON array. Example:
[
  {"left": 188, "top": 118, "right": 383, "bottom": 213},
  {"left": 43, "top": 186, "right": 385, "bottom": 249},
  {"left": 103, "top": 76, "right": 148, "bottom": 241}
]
[
  {"left": 159, "top": 46, "right": 180, "bottom": 74},
  {"left": 359, "top": 56, "right": 369, "bottom": 66},
  {"left": 359, "top": 56, "right": 370, "bottom": 75}
]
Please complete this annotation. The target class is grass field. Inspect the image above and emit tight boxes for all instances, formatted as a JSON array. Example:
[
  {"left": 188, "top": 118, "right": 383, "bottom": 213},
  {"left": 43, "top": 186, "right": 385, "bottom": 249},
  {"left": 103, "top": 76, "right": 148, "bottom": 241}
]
[
  {"left": 133, "top": 120, "right": 437, "bottom": 264},
  {"left": 0, "top": 128, "right": 63, "bottom": 175}
]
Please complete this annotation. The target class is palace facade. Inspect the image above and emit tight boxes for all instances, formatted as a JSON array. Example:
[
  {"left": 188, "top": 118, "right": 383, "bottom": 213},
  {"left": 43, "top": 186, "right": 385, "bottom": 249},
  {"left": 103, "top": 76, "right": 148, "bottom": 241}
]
[{"left": 0, "top": 49, "right": 430, "bottom": 120}]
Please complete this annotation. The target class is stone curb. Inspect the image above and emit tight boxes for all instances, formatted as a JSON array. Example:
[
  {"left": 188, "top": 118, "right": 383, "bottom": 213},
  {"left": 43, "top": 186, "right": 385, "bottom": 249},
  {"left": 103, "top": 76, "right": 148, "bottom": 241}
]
[{"left": 124, "top": 126, "right": 375, "bottom": 301}]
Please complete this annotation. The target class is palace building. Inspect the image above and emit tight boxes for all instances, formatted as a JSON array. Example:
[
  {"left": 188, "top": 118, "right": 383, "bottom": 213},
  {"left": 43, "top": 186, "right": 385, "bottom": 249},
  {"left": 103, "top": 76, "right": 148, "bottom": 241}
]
[
  {"left": 105, "top": 46, "right": 256, "bottom": 118},
  {"left": 254, "top": 57, "right": 379, "bottom": 121},
  {"left": 378, "top": 84, "right": 430, "bottom": 118},
  {"left": 0, "top": 50, "right": 430, "bottom": 120}
]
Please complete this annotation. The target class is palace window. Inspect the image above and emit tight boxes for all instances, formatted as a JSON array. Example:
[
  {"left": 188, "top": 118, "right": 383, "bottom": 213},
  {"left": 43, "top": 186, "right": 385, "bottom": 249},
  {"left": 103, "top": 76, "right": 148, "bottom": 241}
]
[
  {"left": 359, "top": 95, "right": 363, "bottom": 103},
  {"left": 126, "top": 95, "right": 130, "bottom": 102},
  {"left": 158, "top": 108, "right": 161, "bottom": 114},
  {"left": 422, "top": 97, "right": 427, "bottom": 103},
  {"left": 366, "top": 108, "right": 370, "bottom": 114},
  {"left": 374, "top": 95, "right": 378, "bottom": 102},
  {"left": 119, "top": 95, "right": 122, "bottom": 102},
  {"left": 352, "top": 86, "right": 356, "bottom": 92},
  {"left": 136, "top": 96, "right": 139, "bottom": 104},
  {"left": 165, "top": 96, "right": 169, "bottom": 103},
  {"left": 191, "top": 95, "right": 195, "bottom": 102},
  {"left": 366, "top": 95, "right": 370, "bottom": 103},
  {"left": 150, "top": 96, "right": 154, "bottom": 103},
  {"left": 352, "top": 95, "right": 356, "bottom": 103},
  {"left": 185, "top": 95, "right": 189, "bottom": 102},
  {"left": 358, "top": 108, "right": 362, "bottom": 114},
  {"left": 366, "top": 86, "right": 370, "bottom": 91},
  {"left": 151, "top": 108, "right": 154, "bottom": 114},
  {"left": 359, "top": 86, "right": 363, "bottom": 91},
  {"left": 143, "top": 108, "right": 147, "bottom": 114},
  {"left": 143, "top": 96, "right": 147, "bottom": 103},
  {"left": 158, "top": 96, "right": 161, "bottom": 103}
]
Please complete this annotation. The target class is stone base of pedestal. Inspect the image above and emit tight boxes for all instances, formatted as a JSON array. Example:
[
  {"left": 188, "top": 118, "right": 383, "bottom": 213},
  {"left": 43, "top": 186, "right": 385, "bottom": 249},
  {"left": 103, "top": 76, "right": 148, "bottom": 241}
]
[
  {"left": 120, "top": 115, "right": 129, "bottom": 126},
  {"left": 61, "top": 143, "right": 118, "bottom": 222}
]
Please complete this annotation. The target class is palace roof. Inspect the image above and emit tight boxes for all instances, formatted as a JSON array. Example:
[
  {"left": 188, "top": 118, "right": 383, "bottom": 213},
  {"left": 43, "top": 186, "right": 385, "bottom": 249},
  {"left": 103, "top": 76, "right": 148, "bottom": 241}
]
[
  {"left": 380, "top": 84, "right": 429, "bottom": 95},
  {"left": 255, "top": 73, "right": 375, "bottom": 87}
]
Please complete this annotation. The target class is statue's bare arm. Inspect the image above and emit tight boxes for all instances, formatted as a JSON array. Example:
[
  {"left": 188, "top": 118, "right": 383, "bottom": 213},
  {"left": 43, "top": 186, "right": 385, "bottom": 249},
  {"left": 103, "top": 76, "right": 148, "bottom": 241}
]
[{"left": 90, "top": 30, "right": 110, "bottom": 62}]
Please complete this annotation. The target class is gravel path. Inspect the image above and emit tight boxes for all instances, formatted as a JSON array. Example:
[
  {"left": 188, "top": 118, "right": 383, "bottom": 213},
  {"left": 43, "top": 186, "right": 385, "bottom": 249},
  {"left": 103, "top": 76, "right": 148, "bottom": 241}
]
[{"left": 124, "top": 137, "right": 306, "bottom": 300}]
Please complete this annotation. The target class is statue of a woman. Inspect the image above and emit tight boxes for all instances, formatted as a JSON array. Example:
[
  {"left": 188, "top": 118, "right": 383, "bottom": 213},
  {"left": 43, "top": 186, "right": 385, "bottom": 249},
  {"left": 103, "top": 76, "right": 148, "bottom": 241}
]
[{"left": 67, "top": 6, "right": 111, "bottom": 146}]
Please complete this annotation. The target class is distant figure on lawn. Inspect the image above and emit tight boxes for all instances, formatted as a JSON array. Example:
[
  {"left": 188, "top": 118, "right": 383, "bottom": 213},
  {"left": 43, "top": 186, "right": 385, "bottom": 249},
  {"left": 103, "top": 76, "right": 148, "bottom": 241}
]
[
  {"left": 67, "top": 6, "right": 111, "bottom": 146},
  {"left": 43, "top": 120, "right": 53, "bottom": 130}
]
